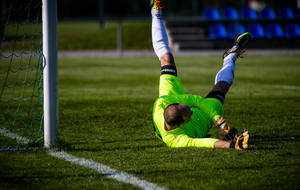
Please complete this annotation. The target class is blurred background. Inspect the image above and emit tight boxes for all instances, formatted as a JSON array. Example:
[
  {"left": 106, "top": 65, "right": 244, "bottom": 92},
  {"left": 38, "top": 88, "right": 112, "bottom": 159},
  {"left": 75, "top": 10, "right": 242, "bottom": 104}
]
[
  {"left": 1, "top": 0, "right": 300, "bottom": 51},
  {"left": 56, "top": 0, "right": 298, "bottom": 19}
]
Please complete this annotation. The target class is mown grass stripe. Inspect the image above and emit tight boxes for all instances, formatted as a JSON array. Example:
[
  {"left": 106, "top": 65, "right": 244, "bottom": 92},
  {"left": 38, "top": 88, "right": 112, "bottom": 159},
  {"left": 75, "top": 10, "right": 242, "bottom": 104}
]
[{"left": 270, "top": 85, "right": 300, "bottom": 90}]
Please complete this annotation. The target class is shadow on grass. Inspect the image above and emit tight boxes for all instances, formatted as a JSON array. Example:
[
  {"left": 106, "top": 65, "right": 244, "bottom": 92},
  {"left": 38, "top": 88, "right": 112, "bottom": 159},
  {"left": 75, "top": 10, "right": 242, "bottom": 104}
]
[
  {"left": 72, "top": 145, "right": 165, "bottom": 152},
  {"left": 251, "top": 135, "right": 298, "bottom": 142},
  {"left": 57, "top": 134, "right": 299, "bottom": 152},
  {"left": 56, "top": 136, "right": 166, "bottom": 152},
  {"left": 248, "top": 134, "right": 299, "bottom": 151}
]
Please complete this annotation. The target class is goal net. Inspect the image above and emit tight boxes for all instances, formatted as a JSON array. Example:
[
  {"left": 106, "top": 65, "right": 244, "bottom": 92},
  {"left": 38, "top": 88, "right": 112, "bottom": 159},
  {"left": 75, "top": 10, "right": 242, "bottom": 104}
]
[{"left": 0, "top": 0, "right": 44, "bottom": 149}]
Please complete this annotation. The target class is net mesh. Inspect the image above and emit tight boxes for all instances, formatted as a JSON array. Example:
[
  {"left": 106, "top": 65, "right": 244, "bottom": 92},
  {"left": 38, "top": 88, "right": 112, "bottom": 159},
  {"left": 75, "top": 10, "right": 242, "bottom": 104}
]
[{"left": 0, "top": 0, "right": 43, "bottom": 149}]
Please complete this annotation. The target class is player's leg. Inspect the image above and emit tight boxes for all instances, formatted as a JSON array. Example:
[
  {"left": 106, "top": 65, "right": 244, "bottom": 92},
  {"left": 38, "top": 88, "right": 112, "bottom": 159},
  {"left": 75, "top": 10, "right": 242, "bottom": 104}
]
[
  {"left": 211, "top": 53, "right": 237, "bottom": 95},
  {"left": 205, "top": 33, "right": 251, "bottom": 144},
  {"left": 206, "top": 32, "right": 252, "bottom": 103},
  {"left": 151, "top": 0, "right": 184, "bottom": 97},
  {"left": 151, "top": 0, "right": 175, "bottom": 68}
]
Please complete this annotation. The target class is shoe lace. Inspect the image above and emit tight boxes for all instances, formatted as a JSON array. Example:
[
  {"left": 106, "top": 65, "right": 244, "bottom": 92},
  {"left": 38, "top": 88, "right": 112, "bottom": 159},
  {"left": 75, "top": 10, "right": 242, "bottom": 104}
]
[{"left": 153, "top": 0, "right": 164, "bottom": 10}]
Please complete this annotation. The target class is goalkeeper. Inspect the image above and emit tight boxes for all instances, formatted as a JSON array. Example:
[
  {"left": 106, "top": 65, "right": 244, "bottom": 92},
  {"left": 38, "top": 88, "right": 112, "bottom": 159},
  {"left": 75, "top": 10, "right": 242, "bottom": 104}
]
[{"left": 151, "top": 0, "right": 250, "bottom": 150}]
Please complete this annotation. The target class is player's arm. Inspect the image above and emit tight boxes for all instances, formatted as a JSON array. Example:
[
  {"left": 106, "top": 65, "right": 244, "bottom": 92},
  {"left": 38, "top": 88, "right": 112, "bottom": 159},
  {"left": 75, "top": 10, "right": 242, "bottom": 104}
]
[
  {"left": 214, "top": 141, "right": 230, "bottom": 148},
  {"left": 164, "top": 133, "right": 219, "bottom": 148},
  {"left": 163, "top": 128, "right": 249, "bottom": 150}
]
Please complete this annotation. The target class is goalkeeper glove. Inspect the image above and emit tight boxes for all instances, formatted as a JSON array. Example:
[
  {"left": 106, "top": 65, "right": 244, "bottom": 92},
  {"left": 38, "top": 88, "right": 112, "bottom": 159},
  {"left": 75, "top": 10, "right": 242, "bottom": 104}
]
[
  {"left": 214, "top": 116, "right": 240, "bottom": 142},
  {"left": 230, "top": 130, "right": 249, "bottom": 150}
]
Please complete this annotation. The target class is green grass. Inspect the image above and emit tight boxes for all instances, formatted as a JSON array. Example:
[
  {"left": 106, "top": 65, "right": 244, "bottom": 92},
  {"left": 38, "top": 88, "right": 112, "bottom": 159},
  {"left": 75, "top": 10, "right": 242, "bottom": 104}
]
[
  {"left": 57, "top": 21, "right": 152, "bottom": 50},
  {"left": 1, "top": 55, "right": 300, "bottom": 190},
  {"left": 2, "top": 21, "right": 152, "bottom": 51}
]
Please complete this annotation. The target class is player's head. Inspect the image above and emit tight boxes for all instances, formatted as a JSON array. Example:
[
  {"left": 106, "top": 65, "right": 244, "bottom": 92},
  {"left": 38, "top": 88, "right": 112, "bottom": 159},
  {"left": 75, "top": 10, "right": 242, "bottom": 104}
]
[{"left": 164, "top": 103, "right": 194, "bottom": 128}]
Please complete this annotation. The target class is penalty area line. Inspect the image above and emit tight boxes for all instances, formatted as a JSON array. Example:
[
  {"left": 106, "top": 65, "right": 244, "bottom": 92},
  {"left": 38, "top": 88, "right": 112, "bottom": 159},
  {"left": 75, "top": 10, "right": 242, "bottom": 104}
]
[{"left": 0, "top": 129, "right": 167, "bottom": 190}]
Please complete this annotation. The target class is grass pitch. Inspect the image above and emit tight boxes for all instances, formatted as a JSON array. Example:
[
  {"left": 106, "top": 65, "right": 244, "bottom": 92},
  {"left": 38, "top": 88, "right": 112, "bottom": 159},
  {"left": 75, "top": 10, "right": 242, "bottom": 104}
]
[
  {"left": 1, "top": 55, "right": 300, "bottom": 190},
  {"left": 3, "top": 21, "right": 152, "bottom": 51}
]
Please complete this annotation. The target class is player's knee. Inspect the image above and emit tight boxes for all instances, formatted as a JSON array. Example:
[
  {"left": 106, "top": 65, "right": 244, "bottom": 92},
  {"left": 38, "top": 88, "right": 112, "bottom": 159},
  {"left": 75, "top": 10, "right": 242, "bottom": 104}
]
[
  {"left": 160, "top": 53, "right": 175, "bottom": 67},
  {"left": 212, "top": 81, "right": 230, "bottom": 95}
]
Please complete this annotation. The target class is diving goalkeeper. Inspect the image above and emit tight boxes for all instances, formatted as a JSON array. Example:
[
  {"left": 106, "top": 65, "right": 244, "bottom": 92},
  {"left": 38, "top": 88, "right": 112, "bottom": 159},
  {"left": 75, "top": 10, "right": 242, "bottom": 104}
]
[{"left": 151, "top": 0, "right": 250, "bottom": 150}]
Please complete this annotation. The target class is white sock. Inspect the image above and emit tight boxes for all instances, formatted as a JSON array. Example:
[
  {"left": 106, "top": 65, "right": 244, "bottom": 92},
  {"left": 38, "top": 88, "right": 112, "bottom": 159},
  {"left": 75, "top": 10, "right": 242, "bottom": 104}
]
[
  {"left": 151, "top": 8, "right": 172, "bottom": 60},
  {"left": 215, "top": 53, "right": 237, "bottom": 86}
]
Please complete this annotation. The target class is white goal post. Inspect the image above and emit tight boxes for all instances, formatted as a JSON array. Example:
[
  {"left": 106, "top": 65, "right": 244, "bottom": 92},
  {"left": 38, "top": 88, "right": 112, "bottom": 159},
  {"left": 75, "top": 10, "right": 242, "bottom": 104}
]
[{"left": 42, "top": 0, "right": 58, "bottom": 147}]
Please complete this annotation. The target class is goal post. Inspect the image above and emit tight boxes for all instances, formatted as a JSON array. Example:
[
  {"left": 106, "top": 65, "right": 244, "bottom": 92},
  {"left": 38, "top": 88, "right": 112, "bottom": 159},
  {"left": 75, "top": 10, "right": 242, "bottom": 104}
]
[
  {"left": 42, "top": 0, "right": 58, "bottom": 148},
  {"left": 0, "top": 0, "right": 58, "bottom": 149}
]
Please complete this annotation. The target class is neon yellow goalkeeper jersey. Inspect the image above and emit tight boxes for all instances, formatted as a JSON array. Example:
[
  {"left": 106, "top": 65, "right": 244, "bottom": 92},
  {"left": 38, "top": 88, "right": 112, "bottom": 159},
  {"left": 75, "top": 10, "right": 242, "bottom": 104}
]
[{"left": 152, "top": 75, "right": 223, "bottom": 148}]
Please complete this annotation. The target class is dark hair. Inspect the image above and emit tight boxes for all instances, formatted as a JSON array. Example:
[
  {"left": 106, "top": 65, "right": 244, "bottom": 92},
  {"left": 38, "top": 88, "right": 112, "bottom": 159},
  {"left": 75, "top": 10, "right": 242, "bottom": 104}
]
[{"left": 164, "top": 103, "right": 185, "bottom": 127}]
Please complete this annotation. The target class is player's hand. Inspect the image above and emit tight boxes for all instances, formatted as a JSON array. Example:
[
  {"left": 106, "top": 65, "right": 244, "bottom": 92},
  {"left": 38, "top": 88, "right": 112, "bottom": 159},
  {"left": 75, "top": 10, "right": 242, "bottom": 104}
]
[
  {"left": 230, "top": 130, "right": 249, "bottom": 150},
  {"left": 214, "top": 117, "right": 240, "bottom": 142}
]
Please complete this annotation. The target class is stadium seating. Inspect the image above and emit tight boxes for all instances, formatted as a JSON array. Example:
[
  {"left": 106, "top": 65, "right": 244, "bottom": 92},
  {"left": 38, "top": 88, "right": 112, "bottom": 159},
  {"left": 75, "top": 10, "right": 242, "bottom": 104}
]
[
  {"left": 259, "top": 7, "right": 276, "bottom": 19},
  {"left": 209, "top": 23, "right": 227, "bottom": 39},
  {"left": 227, "top": 23, "right": 246, "bottom": 39},
  {"left": 247, "top": 23, "right": 265, "bottom": 38},
  {"left": 202, "top": 7, "right": 220, "bottom": 20},
  {"left": 265, "top": 23, "right": 284, "bottom": 38},
  {"left": 240, "top": 7, "right": 257, "bottom": 20},
  {"left": 296, "top": 9, "right": 300, "bottom": 19},
  {"left": 277, "top": 7, "right": 294, "bottom": 19},
  {"left": 284, "top": 23, "right": 300, "bottom": 38},
  {"left": 221, "top": 7, "right": 239, "bottom": 20},
  {"left": 200, "top": 6, "right": 298, "bottom": 40}
]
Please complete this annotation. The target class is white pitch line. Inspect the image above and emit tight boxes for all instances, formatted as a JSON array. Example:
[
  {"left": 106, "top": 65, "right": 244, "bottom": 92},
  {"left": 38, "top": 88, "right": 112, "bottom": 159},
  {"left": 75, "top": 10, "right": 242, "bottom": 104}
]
[
  {"left": 0, "top": 128, "right": 30, "bottom": 144},
  {"left": 0, "top": 128, "right": 168, "bottom": 190},
  {"left": 48, "top": 150, "right": 167, "bottom": 190}
]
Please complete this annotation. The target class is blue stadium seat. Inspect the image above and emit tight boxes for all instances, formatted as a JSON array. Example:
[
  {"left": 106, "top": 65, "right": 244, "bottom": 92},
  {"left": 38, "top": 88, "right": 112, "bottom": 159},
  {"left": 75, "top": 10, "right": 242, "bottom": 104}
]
[
  {"left": 284, "top": 23, "right": 300, "bottom": 38},
  {"left": 259, "top": 7, "right": 276, "bottom": 19},
  {"left": 221, "top": 7, "right": 239, "bottom": 20},
  {"left": 277, "top": 7, "right": 294, "bottom": 19},
  {"left": 209, "top": 23, "right": 228, "bottom": 39},
  {"left": 265, "top": 23, "right": 284, "bottom": 38},
  {"left": 228, "top": 23, "right": 246, "bottom": 39},
  {"left": 240, "top": 7, "right": 257, "bottom": 20},
  {"left": 247, "top": 23, "right": 265, "bottom": 38},
  {"left": 202, "top": 7, "right": 220, "bottom": 20}
]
